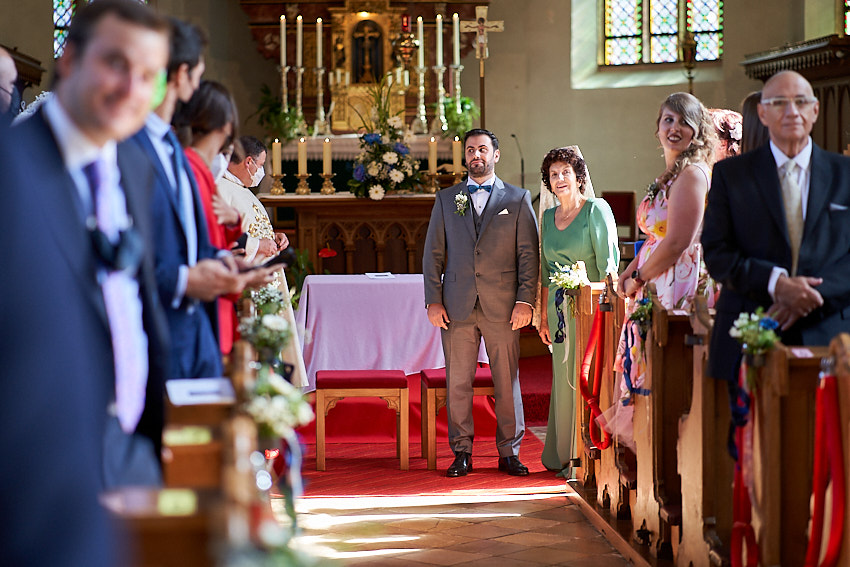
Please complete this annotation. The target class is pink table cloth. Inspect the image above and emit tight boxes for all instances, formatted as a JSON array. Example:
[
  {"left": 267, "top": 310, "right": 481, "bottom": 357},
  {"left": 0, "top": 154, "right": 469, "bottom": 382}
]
[{"left": 295, "top": 274, "right": 487, "bottom": 391}]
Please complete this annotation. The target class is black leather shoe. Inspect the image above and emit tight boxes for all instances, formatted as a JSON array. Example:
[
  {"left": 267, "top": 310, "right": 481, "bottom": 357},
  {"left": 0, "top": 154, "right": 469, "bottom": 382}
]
[
  {"left": 498, "top": 455, "right": 529, "bottom": 476},
  {"left": 447, "top": 452, "right": 472, "bottom": 477}
]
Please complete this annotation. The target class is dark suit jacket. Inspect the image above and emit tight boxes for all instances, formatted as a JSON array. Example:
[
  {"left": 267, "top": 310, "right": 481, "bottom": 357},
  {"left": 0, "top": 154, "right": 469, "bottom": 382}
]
[
  {"left": 703, "top": 142, "right": 850, "bottom": 382},
  {"left": 0, "top": 124, "right": 116, "bottom": 564},
  {"left": 16, "top": 109, "right": 171, "bottom": 464},
  {"left": 128, "top": 128, "right": 223, "bottom": 379},
  {"left": 423, "top": 177, "right": 539, "bottom": 322}
]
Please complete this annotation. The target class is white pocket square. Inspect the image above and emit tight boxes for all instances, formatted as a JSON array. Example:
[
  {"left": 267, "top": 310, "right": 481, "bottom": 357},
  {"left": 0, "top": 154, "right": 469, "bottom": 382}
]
[
  {"left": 498, "top": 208, "right": 510, "bottom": 215},
  {"left": 829, "top": 202, "right": 849, "bottom": 211}
]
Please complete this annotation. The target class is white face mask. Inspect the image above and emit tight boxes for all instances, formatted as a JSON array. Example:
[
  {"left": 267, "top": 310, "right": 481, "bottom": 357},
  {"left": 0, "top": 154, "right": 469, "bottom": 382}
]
[
  {"left": 251, "top": 162, "right": 266, "bottom": 186},
  {"left": 211, "top": 153, "right": 229, "bottom": 182}
]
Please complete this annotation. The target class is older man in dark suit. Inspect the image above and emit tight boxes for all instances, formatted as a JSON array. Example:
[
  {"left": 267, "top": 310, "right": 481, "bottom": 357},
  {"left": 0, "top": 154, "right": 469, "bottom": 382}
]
[
  {"left": 703, "top": 70, "right": 850, "bottom": 383},
  {"left": 424, "top": 129, "right": 539, "bottom": 477}
]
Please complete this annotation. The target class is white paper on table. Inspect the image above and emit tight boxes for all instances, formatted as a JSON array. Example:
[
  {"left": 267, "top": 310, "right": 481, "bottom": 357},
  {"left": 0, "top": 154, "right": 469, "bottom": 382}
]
[
  {"left": 790, "top": 347, "right": 815, "bottom": 358},
  {"left": 365, "top": 272, "right": 395, "bottom": 279},
  {"left": 166, "top": 378, "right": 236, "bottom": 405}
]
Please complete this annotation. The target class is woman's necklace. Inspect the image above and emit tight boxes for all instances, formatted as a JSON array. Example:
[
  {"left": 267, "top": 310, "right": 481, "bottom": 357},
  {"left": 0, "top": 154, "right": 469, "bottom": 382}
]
[{"left": 555, "top": 202, "right": 582, "bottom": 229}]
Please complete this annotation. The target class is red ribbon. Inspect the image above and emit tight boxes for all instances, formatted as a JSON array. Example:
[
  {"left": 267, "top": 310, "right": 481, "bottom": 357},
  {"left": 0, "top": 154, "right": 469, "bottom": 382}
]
[
  {"left": 580, "top": 307, "right": 611, "bottom": 450},
  {"left": 731, "top": 362, "right": 759, "bottom": 567},
  {"left": 804, "top": 373, "right": 845, "bottom": 567}
]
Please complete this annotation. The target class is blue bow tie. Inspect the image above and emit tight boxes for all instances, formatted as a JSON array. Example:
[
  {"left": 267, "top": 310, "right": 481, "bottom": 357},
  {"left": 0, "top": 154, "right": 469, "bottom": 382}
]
[{"left": 470, "top": 184, "right": 492, "bottom": 193}]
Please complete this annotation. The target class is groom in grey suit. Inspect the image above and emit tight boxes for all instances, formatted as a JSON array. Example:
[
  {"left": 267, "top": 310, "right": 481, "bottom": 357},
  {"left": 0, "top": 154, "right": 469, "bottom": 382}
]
[{"left": 424, "top": 129, "right": 539, "bottom": 477}]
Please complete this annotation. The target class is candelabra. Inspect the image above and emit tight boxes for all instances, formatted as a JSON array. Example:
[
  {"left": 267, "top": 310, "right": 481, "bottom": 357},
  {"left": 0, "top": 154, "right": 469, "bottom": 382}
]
[
  {"left": 279, "top": 65, "right": 290, "bottom": 111},
  {"left": 320, "top": 173, "right": 336, "bottom": 194},
  {"left": 269, "top": 174, "right": 286, "bottom": 195},
  {"left": 411, "top": 65, "right": 428, "bottom": 134},
  {"left": 295, "top": 173, "right": 311, "bottom": 195},
  {"left": 450, "top": 64, "right": 464, "bottom": 114},
  {"left": 424, "top": 172, "right": 439, "bottom": 193},
  {"left": 430, "top": 65, "right": 448, "bottom": 135},
  {"left": 295, "top": 66, "right": 308, "bottom": 133},
  {"left": 313, "top": 67, "right": 330, "bottom": 136}
]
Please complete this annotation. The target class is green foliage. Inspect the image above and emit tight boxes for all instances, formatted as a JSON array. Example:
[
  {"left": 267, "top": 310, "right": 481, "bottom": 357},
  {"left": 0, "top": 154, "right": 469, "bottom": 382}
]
[
  {"left": 440, "top": 96, "right": 480, "bottom": 139},
  {"left": 247, "top": 84, "right": 306, "bottom": 144}
]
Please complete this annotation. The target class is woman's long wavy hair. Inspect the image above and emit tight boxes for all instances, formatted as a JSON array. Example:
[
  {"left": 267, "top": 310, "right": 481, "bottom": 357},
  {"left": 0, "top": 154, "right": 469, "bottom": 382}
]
[{"left": 655, "top": 92, "right": 717, "bottom": 186}]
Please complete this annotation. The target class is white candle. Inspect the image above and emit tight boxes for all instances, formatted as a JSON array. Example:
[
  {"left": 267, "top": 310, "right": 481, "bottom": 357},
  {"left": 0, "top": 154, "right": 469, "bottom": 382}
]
[
  {"left": 323, "top": 138, "right": 332, "bottom": 175},
  {"left": 417, "top": 16, "right": 424, "bottom": 68},
  {"left": 280, "top": 15, "right": 286, "bottom": 68},
  {"left": 429, "top": 136, "right": 438, "bottom": 174},
  {"left": 272, "top": 138, "right": 282, "bottom": 176},
  {"left": 335, "top": 68, "right": 342, "bottom": 84},
  {"left": 452, "top": 136, "right": 462, "bottom": 174},
  {"left": 316, "top": 18, "right": 322, "bottom": 68},
  {"left": 345, "top": 71, "right": 350, "bottom": 85},
  {"left": 328, "top": 73, "right": 334, "bottom": 87},
  {"left": 297, "top": 137, "right": 307, "bottom": 175},
  {"left": 435, "top": 14, "right": 443, "bottom": 67},
  {"left": 296, "top": 15, "right": 303, "bottom": 68},
  {"left": 453, "top": 13, "right": 460, "bottom": 67}
]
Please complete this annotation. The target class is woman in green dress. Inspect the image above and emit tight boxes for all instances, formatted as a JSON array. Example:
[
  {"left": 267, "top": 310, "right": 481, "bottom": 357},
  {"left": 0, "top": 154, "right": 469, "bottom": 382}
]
[{"left": 537, "top": 147, "right": 619, "bottom": 477}]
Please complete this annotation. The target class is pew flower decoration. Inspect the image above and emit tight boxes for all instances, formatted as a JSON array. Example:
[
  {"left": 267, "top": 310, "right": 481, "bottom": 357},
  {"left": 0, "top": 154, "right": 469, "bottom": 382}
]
[
  {"left": 455, "top": 193, "right": 469, "bottom": 216},
  {"left": 347, "top": 76, "right": 422, "bottom": 199},
  {"left": 730, "top": 307, "right": 780, "bottom": 389},
  {"left": 239, "top": 314, "right": 292, "bottom": 374},
  {"left": 550, "top": 261, "right": 590, "bottom": 322},
  {"left": 629, "top": 298, "right": 653, "bottom": 339},
  {"left": 245, "top": 370, "right": 314, "bottom": 439},
  {"left": 251, "top": 285, "right": 285, "bottom": 316}
]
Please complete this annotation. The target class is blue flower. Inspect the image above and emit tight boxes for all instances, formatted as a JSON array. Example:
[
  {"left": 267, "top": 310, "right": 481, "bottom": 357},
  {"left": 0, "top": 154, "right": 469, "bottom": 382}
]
[
  {"left": 363, "top": 133, "right": 382, "bottom": 144},
  {"left": 353, "top": 164, "right": 367, "bottom": 181},
  {"left": 393, "top": 142, "right": 410, "bottom": 155},
  {"left": 638, "top": 298, "right": 651, "bottom": 306},
  {"left": 759, "top": 317, "right": 779, "bottom": 331}
]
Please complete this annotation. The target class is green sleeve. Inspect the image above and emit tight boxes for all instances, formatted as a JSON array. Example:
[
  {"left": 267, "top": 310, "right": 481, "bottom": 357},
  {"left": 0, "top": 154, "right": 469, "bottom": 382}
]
[{"left": 589, "top": 199, "right": 620, "bottom": 279}]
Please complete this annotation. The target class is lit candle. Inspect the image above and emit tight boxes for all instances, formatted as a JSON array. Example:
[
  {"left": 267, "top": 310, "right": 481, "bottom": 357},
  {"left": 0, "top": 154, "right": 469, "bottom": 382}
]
[
  {"left": 428, "top": 136, "right": 438, "bottom": 174},
  {"left": 323, "top": 138, "right": 332, "bottom": 175},
  {"left": 452, "top": 13, "right": 460, "bottom": 67},
  {"left": 316, "top": 18, "right": 322, "bottom": 68},
  {"left": 280, "top": 15, "right": 286, "bottom": 68},
  {"left": 417, "top": 16, "right": 424, "bottom": 68},
  {"left": 297, "top": 137, "right": 307, "bottom": 175},
  {"left": 435, "top": 14, "right": 443, "bottom": 67},
  {"left": 272, "top": 138, "right": 282, "bottom": 176},
  {"left": 296, "top": 15, "right": 303, "bottom": 68},
  {"left": 452, "top": 136, "right": 462, "bottom": 174}
]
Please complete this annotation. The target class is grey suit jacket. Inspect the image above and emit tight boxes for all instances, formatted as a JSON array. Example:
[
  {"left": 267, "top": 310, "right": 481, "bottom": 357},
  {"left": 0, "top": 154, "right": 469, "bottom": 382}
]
[{"left": 423, "top": 177, "right": 539, "bottom": 322}]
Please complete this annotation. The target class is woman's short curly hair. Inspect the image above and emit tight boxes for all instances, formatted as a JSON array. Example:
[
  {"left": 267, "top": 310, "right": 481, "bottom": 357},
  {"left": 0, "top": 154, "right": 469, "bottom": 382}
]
[{"left": 540, "top": 147, "right": 587, "bottom": 193}]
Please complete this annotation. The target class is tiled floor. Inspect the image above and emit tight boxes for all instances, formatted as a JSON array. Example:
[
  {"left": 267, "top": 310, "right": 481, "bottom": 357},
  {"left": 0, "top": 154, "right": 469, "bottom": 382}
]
[{"left": 287, "top": 491, "right": 631, "bottom": 566}]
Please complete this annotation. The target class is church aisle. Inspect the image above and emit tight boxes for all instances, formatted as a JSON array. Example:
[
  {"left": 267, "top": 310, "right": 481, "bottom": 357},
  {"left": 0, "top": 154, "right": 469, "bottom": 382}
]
[{"left": 287, "top": 492, "right": 630, "bottom": 566}]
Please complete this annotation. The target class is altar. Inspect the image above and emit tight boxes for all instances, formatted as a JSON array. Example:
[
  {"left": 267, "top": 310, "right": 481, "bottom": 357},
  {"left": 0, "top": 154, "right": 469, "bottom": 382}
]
[{"left": 276, "top": 133, "right": 454, "bottom": 161}]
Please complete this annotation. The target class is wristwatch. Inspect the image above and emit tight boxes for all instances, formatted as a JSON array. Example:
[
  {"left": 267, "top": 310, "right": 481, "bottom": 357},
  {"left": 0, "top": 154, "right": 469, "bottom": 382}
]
[{"left": 631, "top": 269, "right": 645, "bottom": 286}]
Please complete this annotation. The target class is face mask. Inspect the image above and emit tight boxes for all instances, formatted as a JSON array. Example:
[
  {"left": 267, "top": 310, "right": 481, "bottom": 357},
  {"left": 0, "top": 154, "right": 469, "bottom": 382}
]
[
  {"left": 211, "top": 153, "right": 229, "bottom": 182},
  {"left": 251, "top": 162, "right": 265, "bottom": 187}
]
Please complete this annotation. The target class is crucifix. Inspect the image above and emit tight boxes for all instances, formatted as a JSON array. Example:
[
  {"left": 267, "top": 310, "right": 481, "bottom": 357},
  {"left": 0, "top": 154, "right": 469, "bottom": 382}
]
[
  {"left": 460, "top": 6, "right": 504, "bottom": 129},
  {"left": 354, "top": 22, "right": 381, "bottom": 83}
]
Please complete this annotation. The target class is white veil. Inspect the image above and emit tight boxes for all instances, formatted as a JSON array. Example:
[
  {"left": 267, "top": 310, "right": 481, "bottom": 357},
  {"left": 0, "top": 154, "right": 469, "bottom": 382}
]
[{"left": 532, "top": 145, "right": 596, "bottom": 330}]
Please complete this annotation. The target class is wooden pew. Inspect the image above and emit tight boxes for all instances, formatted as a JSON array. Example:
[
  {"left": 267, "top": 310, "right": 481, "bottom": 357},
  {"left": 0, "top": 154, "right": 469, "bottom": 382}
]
[
  {"left": 631, "top": 287, "right": 695, "bottom": 559},
  {"left": 833, "top": 334, "right": 850, "bottom": 567},
  {"left": 675, "top": 297, "right": 733, "bottom": 567}
]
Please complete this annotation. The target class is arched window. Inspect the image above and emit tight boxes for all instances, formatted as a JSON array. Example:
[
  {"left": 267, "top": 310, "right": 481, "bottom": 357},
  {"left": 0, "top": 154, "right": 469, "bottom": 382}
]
[
  {"left": 845, "top": 0, "right": 850, "bottom": 35},
  {"left": 602, "top": 0, "right": 723, "bottom": 66},
  {"left": 54, "top": 0, "right": 149, "bottom": 59}
]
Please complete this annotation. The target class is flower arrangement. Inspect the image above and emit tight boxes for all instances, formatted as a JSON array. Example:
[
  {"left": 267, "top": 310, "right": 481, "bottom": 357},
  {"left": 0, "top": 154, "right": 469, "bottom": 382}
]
[
  {"left": 629, "top": 297, "right": 653, "bottom": 338},
  {"left": 454, "top": 193, "right": 469, "bottom": 216},
  {"left": 249, "top": 84, "right": 307, "bottom": 143},
  {"left": 729, "top": 307, "right": 780, "bottom": 356},
  {"left": 251, "top": 284, "right": 285, "bottom": 316},
  {"left": 550, "top": 261, "right": 591, "bottom": 320},
  {"left": 239, "top": 313, "right": 292, "bottom": 372},
  {"left": 244, "top": 370, "right": 314, "bottom": 439},
  {"left": 347, "top": 76, "right": 422, "bottom": 199}
]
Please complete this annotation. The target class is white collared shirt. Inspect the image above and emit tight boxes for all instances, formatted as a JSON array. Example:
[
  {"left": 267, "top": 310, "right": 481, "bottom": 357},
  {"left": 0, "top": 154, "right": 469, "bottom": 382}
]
[{"left": 467, "top": 174, "right": 496, "bottom": 216}]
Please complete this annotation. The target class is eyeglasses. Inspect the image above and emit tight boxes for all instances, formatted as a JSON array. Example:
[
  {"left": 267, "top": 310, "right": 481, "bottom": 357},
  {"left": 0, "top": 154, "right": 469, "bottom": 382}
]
[{"left": 760, "top": 96, "right": 818, "bottom": 111}]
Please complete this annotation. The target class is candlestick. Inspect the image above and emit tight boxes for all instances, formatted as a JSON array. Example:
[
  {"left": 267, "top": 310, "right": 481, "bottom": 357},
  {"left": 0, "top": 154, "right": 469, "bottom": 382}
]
[
  {"left": 314, "top": 68, "right": 328, "bottom": 135},
  {"left": 322, "top": 138, "right": 332, "bottom": 175},
  {"left": 425, "top": 172, "right": 439, "bottom": 193},
  {"left": 316, "top": 18, "right": 322, "bottom": 67},
  {"left": 417, "top": 16, "right": 424, "bottom": 68},
  {"left": 428, "top": 136, "right": 438, "bottom": 175},
  {"left": 296, "top": 15, "right": 303, "bottom": 68},
  {"left": 269, "top": 174, "right": 285, "bottom": 195},
  {"left": 435, "top": 14, "right": 443, "bottom": 67},
  {"left": 452, "top": 13, "right": 460, "bottom": 67},
  {"left": 452, "top": 136, "right": 462, "bottom": 174},
  {"left": 272, "top": 138, "right": 281, "bottom": 176},
  {"left": 297, "top": 137, "right": 307, "bottom": 175},
  {"left": 295, "top": 173, "right": 311, "bottom": 195},
  {"left": 451, "top": 64, "right": 464, "bottom": 114},
  {"left": 320, "top": 173, "right": 335, "bottom": 195},
  {"left": 280, "top": 15, "right": 286, "bottom": 68},
  {"left": 411, "top": 65, "right": 428, "bottom": 133},
  {"left": 430, "top": 64, "right": 448, "bottom": 134}
]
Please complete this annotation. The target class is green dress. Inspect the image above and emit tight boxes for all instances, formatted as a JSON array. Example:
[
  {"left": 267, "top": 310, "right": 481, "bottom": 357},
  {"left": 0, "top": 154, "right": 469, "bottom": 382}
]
[{"left": 540, "top": 197, "right": 619, "bottom": 476}]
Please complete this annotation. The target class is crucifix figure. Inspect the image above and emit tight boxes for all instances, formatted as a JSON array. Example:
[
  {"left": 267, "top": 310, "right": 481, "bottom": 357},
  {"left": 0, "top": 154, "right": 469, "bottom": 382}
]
[
  {"left": 460, "top": 6, "right": 504, "bottom": 129},
  {"left": 353, "top": 21, "right": 381, "bottom": 83}
]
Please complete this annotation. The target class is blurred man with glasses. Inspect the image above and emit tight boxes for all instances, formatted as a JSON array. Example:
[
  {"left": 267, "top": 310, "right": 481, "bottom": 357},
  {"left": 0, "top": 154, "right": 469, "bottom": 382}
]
[{"left": 703, "top": 70, "right": 850, "bottom": 383}]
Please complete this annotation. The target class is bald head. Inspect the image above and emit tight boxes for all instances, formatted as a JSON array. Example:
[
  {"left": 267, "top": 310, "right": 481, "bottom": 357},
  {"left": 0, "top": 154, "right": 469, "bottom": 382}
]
[
  {"left": 757, "top": 70, "right": 819, "bottom": 157},
  {"left": 0, "top": 47, "right": 18, "bottom": 114}
]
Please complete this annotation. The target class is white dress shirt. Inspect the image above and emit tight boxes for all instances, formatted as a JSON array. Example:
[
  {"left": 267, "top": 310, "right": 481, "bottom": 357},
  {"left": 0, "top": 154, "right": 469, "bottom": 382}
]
[{"left": 467, "top": 174, "right": 496, "bottom": 216}]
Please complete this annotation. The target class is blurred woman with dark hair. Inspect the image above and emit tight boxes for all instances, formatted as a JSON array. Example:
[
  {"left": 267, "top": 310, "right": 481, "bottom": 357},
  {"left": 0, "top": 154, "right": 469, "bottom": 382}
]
[{"left": 740, "top": 91, "right": 770, "bottom": 154}]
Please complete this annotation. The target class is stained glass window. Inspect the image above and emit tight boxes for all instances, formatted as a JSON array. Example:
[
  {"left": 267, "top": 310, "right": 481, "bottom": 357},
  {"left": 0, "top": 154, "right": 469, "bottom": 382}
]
[
  {"left": 54, "top": 0, "right": 148, "bottom": 59},
  {"left": 845, "top": 0, "right": 850, "bottom": 35},
  {"left": 602, "top": 0, "right": 723, "bottom": 65}
]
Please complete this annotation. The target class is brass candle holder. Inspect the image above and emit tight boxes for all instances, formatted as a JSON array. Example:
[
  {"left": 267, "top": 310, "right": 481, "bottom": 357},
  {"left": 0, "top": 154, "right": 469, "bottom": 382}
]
[
  {"left": 425, "top": 172, "right": 439, "bottom": 193},
  {"left": 295, "top": 173, "right": 311, "bottom": 195},
  {"left": 320, "top": 173, "right": 336, "bottom": 194},
  {"left": 269, "top": 174, "right": 286, "bottom": 195}
]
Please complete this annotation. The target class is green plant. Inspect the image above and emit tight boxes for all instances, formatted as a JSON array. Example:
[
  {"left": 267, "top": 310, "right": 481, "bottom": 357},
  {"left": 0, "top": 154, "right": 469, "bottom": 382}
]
[
  {"left": 247, "top": 84, "right": 305, "bottom": 143},
  {"left": 440, "top": 96, "right": 480, "bottom": 139}
]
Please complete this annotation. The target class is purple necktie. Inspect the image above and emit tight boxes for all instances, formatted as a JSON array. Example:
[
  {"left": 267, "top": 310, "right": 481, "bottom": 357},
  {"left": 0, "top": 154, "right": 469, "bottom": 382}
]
[{"left": 83, "top": 158, "right": 148, "bottom": 433}]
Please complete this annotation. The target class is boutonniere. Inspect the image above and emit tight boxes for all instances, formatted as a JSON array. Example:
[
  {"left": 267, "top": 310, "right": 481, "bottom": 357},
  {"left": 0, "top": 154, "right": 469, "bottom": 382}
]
[{"left": 454, "top": 193, "right": 469, "bottom": 216}]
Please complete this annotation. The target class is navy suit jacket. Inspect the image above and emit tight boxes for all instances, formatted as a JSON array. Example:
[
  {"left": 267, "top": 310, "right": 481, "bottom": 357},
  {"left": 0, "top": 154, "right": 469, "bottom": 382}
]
[
  {"left": 703, "top": 142, "right": 850, "bottom": 382},
  {"left": 128, "top": 127, "right": 223, "bottom": 379}
]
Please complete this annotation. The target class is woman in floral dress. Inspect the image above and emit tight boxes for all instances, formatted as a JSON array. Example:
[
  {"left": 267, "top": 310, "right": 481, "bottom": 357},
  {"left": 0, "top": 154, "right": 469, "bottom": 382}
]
[{"left": 604, "top": 92, "right": 717, "bottom": 448}]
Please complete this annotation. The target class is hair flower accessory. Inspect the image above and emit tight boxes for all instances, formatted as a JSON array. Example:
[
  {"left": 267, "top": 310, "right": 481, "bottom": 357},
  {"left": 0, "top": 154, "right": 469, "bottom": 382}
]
[{"left": 455, "top": 193, "right": 469, "bottom": 216}]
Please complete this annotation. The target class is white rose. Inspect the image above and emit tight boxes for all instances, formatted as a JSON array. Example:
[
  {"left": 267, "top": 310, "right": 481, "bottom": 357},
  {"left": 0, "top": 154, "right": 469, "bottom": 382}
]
[
  {"left": 367, "top": 162, "right": 381, "bottom": 177},
  {"left": 261, "top": 314, "right": 289, "bottom": 332},
  {"left": 382, "top": 152, "right": 399, "bottom": 165},
  {"left": 369, "top": 185, "right": 385, "bottom": 200},
  {"left": 389, "top": 169, "right": 405, "bottom": 183}
]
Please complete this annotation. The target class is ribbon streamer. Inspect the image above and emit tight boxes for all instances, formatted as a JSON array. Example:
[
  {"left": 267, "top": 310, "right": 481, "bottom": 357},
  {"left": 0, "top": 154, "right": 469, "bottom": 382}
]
[{"left": 579, "top": 307, "right": 611, "bottom": 449}]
